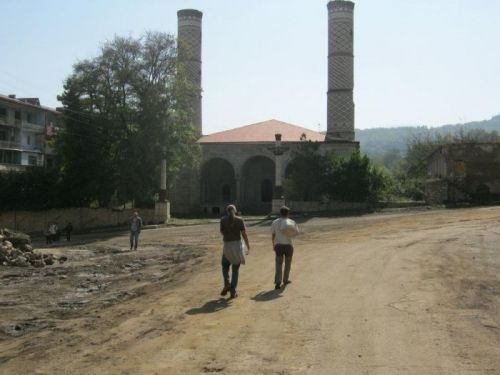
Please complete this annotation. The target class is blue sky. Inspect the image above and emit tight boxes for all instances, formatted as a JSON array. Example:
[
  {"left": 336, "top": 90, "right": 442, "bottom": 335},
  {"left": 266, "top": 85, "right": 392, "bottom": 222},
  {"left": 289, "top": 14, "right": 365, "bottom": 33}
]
[{"left": 1, "top": 0, "right": 499, "bottom": 133}]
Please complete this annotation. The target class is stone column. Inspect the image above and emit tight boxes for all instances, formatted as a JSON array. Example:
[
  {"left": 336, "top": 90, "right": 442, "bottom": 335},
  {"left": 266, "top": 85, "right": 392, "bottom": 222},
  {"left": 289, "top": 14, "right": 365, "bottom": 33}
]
[
  {"left": 270, "top": 134, "right": 288, "bottom": 214},
  {"left": 326, "top": 0, "right": 355, "bottom": 141},
  {"left": 235, "top": 173, "right": 242, "bottom": 209},
  {"left": 177, "top": 9, "right": 203, "bottom": 136}
]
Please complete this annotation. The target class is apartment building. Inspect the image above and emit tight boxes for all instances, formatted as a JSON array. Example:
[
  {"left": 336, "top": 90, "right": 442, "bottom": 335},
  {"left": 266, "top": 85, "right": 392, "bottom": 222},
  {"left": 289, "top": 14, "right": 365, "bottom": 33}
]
[{"left": 0, "top": 94, "right": 60, "bottom": 171}]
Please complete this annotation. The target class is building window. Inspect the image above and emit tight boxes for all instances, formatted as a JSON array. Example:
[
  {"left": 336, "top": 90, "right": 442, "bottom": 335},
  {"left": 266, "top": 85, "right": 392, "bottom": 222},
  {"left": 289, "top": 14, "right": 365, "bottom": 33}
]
[
  {"left": 0, "top": 130, "right": 6, "bottom": 141},
  {"left": 28, "top": 155, "right": 37, "bottom": 166},
  {"left": 15, "top": 111, "right": 21, "bottom": 120},
  {"left": 0, "top": 107, "right": 6, "bottom": 117},
  {"left": 27, "top": 113, "right": 33, "bottom": 123},
  {"left": 27, "top": 135, "right": 31, "bottom": 145},
  {"left": 0, "top": 150, "right": 21, "bottom": 164}
]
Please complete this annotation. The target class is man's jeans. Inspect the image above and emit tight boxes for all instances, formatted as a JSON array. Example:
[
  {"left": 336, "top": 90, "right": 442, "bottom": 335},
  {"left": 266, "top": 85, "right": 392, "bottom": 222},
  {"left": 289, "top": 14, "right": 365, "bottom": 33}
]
[
  {"left": 222, "top": 254, "right": 240, "bottom": 294},
  {"left": 130, "top": 231, "right": 140, "bottom": 249},
  {"left": 274, "top": 244, "right": 294, "bottom": 285}
]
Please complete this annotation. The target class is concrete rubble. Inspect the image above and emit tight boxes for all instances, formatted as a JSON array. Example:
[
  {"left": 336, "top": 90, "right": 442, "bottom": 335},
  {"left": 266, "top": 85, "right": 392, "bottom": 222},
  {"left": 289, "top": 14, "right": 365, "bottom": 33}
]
[{"left": 0, "top": 228, "right": 67, "bottom": 268}]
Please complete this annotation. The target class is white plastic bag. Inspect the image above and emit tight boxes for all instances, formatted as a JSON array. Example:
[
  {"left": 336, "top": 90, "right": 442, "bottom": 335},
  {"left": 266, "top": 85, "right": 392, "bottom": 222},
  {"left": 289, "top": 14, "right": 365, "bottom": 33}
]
[{"left": 280, "top": 218, "right": 299, "bottom": 238}]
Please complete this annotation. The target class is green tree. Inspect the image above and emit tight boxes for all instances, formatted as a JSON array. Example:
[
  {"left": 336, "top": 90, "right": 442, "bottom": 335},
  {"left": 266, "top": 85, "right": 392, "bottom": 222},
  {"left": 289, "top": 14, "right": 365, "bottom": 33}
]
[
  {"left": 283, "top": 146, "right": 392, "bottom": 203},
  {"left": 327, "top": 151, "right": 392, "bottom": 202},
  {"left": 0, "top": 168, "right": 61, "bottom": 210},
  {"left": 56, "top": 32, "right": 199, "bottom": 207},
  {"left": 283, "top": 142, "right": 330, "bottom": 201}
]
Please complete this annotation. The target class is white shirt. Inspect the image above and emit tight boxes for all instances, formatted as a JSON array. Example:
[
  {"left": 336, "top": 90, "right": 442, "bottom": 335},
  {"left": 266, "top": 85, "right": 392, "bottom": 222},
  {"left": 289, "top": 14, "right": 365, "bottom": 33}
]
[{"left": 271, "top": 217, "right": 298, "bottom": 245}]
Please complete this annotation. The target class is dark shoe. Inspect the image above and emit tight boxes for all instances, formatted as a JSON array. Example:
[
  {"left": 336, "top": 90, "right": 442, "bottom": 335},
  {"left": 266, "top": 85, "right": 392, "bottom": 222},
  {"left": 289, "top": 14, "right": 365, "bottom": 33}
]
[
  {"left": 284, "top": 280, "right": 291, "bottom": 285},
  {"left": 220, "top": 287, "right": 229, "bottom": 296},
  {"left": 230, "top": 292, "right": 238, "bottom": 299},
  {"left": 275, "top": 284, "right": 281, "bottom": 290}
]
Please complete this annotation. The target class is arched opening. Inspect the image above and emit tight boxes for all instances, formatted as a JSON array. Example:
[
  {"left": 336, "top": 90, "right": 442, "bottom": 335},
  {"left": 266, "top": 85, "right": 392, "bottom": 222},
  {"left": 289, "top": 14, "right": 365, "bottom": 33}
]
[
  {"left": 222, "top": 184, "right": 231, "bottom": 203},
  {"left": 241, "top": 156, "right": 275, "bottom": 213},
  {"left": 200, "top": 158, "right": 236, "bottom": 209}
]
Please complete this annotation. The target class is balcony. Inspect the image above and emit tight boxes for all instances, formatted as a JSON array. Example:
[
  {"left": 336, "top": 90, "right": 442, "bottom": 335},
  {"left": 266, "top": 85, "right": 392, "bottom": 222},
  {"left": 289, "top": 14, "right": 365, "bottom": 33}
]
[
  {"left": 22, "top": 121, "right": 45, "bottom": 132},
  {"left": 0, "top": 140, "right": 44, "bottom": 152},
  {"left": 0, "top": 140, "right": 22, "bottom": 150},
  {"left": 22, "top": 143, "right": 44, "bottom": 153},
  {"left": 0, "top": 116, "right": 19, "bottom": 128},
  {"left": 0, "top": 163, "right": 27, "bottom": 172}
]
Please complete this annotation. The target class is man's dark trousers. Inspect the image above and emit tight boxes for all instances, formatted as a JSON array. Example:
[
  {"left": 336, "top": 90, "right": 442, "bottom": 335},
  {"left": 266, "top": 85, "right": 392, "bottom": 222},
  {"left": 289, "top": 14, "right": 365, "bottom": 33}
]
[
  {"left": 274, "top": 244, "right": 294, "bottom": 285},
  {"left": 222, "top": 254, "right": 240, "bottom": 294}
]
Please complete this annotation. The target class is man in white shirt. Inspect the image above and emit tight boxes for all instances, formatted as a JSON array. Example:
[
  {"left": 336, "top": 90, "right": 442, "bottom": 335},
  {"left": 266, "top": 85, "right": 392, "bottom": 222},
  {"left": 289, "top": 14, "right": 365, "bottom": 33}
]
[{"left": 271, "top": 206, "right": 299, "bottom": 290}]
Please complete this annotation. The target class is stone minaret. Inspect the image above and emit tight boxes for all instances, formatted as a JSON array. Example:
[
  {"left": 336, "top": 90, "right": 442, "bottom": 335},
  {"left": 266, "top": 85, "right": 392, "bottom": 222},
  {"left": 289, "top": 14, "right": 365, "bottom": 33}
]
[
  {"left": 327, "top": 0, "right": 355, "bottom": 141},
  {"left": 177, "top": 9, "right": 203, "bottom": 136}
]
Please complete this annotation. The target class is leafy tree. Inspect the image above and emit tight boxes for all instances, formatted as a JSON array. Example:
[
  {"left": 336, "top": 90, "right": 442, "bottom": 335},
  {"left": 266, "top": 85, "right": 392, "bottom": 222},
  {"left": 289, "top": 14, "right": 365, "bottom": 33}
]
[
  {"left": 56, "top": 32, "right": 199, "bottom": 207},
  {"left": 0, "top": 168, "right": 61, "bottom": 210},
  {"left": 283, "top": 142, "right": 330, "bottom": 201},
  {"left": 326, "top": 151, "right": 392, "bottom": 202},
  {"left": 283, "top": 146, "right": 392, "bottom": 202}
]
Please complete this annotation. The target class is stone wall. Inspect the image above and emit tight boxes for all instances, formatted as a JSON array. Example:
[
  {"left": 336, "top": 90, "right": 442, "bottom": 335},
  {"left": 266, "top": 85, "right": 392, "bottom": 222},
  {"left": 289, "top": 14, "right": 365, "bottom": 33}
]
[{"left": 0, "top": 206, "right": 169, "bottom": 234}]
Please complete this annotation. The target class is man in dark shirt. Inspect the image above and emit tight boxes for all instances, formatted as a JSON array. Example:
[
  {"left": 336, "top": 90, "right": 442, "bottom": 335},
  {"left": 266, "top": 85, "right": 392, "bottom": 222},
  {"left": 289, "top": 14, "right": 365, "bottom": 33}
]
[
  {"left": 129, "top": 211, "right": 143, "bottom": 251},
  {"left": 220, "top": 204, "right": 250, "bottom": 299}
]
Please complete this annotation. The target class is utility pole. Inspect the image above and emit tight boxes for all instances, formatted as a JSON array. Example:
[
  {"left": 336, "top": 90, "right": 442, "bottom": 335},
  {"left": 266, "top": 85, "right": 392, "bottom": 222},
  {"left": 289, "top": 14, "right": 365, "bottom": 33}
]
[
  {"left": 155, "top": 145, "right": 170, "bottom": 223},
  {"left": 159, "top": 146, "right": 167, "bottom": 202}
]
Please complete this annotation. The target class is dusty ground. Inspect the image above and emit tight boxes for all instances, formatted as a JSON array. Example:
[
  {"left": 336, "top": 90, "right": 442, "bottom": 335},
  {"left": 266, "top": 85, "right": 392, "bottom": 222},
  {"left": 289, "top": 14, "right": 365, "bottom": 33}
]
[{"left": 0, "top": 207, "right": 499, "bottom": 374}]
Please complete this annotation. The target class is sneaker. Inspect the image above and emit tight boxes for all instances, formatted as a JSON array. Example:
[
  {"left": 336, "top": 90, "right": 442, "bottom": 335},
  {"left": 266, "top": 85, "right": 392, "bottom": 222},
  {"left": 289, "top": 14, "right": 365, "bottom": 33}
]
[
  {"left": 230, "top": 292, "right": 238, "bottom": 299},
  {"left": 275, "top": 284, "right": 281, "bottom": 290},
  {"left": 284, "top": 280, "right": 292, "bottom": 285},
  {"left": 220, "top": 287, "right": 229, "bottom": 296}
]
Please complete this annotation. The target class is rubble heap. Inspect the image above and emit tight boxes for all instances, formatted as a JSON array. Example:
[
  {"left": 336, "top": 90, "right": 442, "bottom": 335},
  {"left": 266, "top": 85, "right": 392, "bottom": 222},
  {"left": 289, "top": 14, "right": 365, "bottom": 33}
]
[{"left": 0, "top": 229, "right": 67, "bottom": 268}]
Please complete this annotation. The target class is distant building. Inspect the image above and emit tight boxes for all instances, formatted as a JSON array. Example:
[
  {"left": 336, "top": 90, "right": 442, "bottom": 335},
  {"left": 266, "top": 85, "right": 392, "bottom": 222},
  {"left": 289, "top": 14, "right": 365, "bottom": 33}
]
[
  {"left": 426, "top": 143, "right": 500, "bottom": 203},
  {"left": 0, "top": 94, "right": 60, "bottom": 172}
]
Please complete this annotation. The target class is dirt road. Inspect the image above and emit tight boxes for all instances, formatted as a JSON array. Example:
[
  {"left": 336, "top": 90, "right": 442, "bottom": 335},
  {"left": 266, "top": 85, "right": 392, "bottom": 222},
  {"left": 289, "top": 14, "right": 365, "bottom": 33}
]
[{"left": 1, "top": 207, "right": 499, "bottom": 374}]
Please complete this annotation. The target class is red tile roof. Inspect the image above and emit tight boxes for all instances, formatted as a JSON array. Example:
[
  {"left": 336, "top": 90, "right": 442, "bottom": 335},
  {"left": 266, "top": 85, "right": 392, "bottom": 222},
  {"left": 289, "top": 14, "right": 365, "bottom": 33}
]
[{"left": 199, "top": 119, "right": 326, "bottom": 143}]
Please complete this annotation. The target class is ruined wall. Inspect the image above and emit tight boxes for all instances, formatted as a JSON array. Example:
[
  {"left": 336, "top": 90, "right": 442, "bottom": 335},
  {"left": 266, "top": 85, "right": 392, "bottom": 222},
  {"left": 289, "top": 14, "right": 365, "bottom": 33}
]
[
  {"left": 425, "top": 179, "right": 449, "bottom": 204},
  {"left": 426, "top": 143, "right": 500, "bottom": 203}
]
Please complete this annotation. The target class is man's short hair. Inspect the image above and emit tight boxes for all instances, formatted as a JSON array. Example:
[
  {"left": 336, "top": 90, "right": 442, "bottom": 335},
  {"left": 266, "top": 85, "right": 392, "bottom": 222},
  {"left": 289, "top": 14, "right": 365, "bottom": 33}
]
[
  {"left": 226, "top": 204, "right": 237, "bottom": 213},
  {"left": 280, "top": 206, "right": 290, "bottom": 216}
]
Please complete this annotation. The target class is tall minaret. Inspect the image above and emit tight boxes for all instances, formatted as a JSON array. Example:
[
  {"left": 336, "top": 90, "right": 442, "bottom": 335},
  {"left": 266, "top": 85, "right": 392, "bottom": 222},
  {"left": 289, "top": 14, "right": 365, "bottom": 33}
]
[
  {"left": 177, "top": 9, "right": 203, "bottom": 136},
  {"left": 326, "top": 0, "right": 355, "bottom": 141}
]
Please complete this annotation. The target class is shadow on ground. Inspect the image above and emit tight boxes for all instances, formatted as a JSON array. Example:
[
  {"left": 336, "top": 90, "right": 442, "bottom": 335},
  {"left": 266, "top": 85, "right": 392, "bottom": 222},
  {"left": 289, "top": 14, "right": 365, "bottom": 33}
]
[
  {"left": 251, "top": 288, "right": 284, "bottom": 302},
  {"left": 185, "top": 298, "right": 231, "bottom": 315}
]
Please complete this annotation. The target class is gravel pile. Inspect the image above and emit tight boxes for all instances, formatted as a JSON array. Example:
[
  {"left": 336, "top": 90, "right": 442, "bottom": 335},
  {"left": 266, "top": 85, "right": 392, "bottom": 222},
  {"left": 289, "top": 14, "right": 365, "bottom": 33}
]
[{"left": 0, "top": 229, "right": 67, "bottom": 268}]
